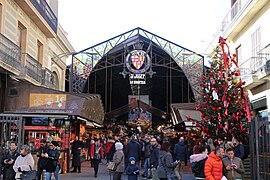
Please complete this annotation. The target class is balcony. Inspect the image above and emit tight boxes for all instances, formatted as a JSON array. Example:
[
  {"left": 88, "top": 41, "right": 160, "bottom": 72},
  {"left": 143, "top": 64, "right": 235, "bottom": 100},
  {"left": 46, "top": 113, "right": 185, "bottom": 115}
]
[
  {"left": 221, "top": 0, "right": 269, "bottom": 39},
  {"left": 42, "top": 68, "right": 56, "bottom": 89},
  {"left": 21, "top": 53, "right": 42, "bottom": 84},
  {"left": 239, "top": 53, "right": 270, "bottom": 89},
  {"left": 0, "top": 33, "right": 22, "bottom": 74},
  {"left": 15, "top": 0, "right": 57, "bottom": 37}
]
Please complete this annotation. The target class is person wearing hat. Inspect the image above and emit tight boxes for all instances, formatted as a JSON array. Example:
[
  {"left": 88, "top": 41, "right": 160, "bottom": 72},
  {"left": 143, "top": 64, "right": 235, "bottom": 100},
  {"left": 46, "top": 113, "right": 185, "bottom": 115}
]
[
  {"left": 112, "top": 142, "right": 125, "bottom": 180},
  {"left": 125, "top": 157, "right": 139, "bottom": 180},
  {"left": 45, "top": 141, "right": 60, "bottom": 180},
  {"left": 37, "top": 139, "right": 51, "bottom": 180}
]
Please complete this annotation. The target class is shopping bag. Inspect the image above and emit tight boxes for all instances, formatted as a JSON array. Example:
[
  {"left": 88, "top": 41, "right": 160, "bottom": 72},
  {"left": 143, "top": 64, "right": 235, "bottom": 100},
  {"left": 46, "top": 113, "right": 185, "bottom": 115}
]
[{"left": 107, "top": 161, "right": 116, "bottom": 171}]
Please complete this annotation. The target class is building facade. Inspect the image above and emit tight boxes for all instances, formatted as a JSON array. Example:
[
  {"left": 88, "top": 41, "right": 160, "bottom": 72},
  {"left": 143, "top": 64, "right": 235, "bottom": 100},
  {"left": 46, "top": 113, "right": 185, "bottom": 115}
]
[
  {"left": 205, "top": 0, "right": 270, "bottom": 179},
  {"left": 206, "top": 0, "right": 270, "bottom": 117},
  {"left": 0, "top": 0, "right": 74, "bottom": 95}
]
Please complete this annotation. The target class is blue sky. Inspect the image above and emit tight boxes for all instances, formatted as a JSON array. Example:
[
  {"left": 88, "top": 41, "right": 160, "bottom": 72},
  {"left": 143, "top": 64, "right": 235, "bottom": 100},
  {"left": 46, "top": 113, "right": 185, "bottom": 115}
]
[{"left": 58, "top": 0, "right": 230, "bottom": 55}]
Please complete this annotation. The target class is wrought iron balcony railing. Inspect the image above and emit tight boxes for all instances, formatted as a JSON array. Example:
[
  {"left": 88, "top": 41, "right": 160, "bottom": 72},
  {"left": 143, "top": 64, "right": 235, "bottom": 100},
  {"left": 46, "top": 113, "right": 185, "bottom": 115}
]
[
  {"left": 239, "top": 51, "right": 270, "bottom": 81},
  {"left": 239, "top": 56, "right": 267, "bottom": 75},
  {"left": 21, "top": 53, "right": 42, "bottom": 83},
  {"left": 42, "top": 68, "right": 56, "bottom": 88},
  {"left": 31, "top": 0, "right": 58, "bottom": 33},
  {"left": 221, "top": 0, "right": 252, "bottom": 32},
  {"left": 0, "top": 33, "right": 21, "bottom": 71}
]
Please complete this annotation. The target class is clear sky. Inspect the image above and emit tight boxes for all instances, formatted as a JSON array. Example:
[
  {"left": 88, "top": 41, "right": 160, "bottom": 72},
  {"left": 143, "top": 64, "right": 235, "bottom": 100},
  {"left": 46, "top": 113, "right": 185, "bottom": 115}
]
[{"left": 58, "top": 0, "right": 230, "bottom": 55}]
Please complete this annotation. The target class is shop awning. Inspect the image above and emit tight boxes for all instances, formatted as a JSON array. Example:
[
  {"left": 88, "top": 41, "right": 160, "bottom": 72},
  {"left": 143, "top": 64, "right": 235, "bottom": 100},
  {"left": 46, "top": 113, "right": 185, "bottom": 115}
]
[
  {"left": 170, "top": 103, "right": 201, "bottom": 125},
  {"left": 4, "top": 81, "right": 105, "bottom": 125}
]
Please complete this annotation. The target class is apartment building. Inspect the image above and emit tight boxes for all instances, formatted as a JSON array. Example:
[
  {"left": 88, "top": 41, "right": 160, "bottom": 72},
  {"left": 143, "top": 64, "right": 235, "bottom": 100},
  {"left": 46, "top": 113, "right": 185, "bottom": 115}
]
[
  {"left": 0, "top": 0, "right": 74, "bottom": 91},
  {"left": 206, "top": 0, "right": 270, "bottom": 117},
  {"left": 205, "top": 0, "right": 270, "bottom": 179}
]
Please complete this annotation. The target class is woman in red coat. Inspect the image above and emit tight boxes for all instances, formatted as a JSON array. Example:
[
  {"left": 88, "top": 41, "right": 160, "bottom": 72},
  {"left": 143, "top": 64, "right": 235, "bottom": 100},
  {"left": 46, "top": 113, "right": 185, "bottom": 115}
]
[
  {"left": 105, "top": 136, "right": 115, "bottom": 163},
  {"left": 90, "top": 139, "right": 104, "bottom": 178}
]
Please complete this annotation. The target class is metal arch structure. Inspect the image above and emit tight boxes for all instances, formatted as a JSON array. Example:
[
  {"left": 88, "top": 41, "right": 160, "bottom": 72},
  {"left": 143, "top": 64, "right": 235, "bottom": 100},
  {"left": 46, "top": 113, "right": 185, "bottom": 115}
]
[{"left": 70, "top": 27, "right": 204, "bottom": 101}]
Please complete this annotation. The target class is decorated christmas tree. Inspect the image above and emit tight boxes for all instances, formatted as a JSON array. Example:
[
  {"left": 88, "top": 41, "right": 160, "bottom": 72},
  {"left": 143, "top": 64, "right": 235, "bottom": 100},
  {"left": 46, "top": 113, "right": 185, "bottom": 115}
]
[{"left": 189, "top": 37, "right": 251, "bottom": 144}]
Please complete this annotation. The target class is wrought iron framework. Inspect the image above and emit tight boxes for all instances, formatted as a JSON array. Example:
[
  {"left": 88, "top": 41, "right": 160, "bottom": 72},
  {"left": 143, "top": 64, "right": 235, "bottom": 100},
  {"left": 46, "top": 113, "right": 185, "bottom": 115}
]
[{"left": 71, "top": 27, "right": 204, "bottom": 101}]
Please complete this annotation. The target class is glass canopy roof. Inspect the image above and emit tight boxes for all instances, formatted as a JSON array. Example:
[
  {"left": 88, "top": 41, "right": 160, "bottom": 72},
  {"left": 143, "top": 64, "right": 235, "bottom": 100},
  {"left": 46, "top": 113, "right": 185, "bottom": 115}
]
[{"left": 71, "top": 27, "right": 204, "bottom": 101}]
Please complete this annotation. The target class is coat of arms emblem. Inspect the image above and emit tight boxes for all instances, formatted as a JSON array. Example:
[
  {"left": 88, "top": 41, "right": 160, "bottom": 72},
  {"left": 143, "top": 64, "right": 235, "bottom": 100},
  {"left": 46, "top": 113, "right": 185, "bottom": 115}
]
[{"left": 131, "top": 50, "right": 145, "bottom": 70}]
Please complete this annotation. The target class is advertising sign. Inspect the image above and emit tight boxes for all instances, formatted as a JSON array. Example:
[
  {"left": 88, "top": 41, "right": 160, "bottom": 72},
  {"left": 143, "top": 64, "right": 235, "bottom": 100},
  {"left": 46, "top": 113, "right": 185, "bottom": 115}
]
[{"left": 29, "top": 93, "right": 66, "bottom": 109}]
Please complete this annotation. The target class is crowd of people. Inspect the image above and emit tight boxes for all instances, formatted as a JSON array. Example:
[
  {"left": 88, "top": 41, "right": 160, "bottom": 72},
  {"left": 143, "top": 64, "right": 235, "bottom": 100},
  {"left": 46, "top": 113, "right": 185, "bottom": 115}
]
[
  {"left": 71, "top": 132, "right": 247, "bottom": 180},
  {"left": 0, "top": 140, "right": 61, "bottom": 180},
  {"left": 0, "top": 131, "right": 247, "bottom": 180}
]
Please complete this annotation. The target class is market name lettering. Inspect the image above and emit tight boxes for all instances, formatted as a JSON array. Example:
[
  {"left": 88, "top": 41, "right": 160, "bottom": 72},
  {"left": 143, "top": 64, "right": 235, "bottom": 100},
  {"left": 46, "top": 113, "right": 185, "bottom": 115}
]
[{"left": 129, "top": 74, "right": 146, "bottom": 84}]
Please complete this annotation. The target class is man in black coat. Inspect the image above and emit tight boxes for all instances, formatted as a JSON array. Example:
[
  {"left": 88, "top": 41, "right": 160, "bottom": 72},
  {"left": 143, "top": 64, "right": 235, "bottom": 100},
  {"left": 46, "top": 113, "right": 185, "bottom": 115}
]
[
  {"left": 126, "top": 135, "right": 141, "bottom": 164},
  {"left": 150, "top": 138, "right": 159, "bottom": 179},
  {"left": 1, "top": 142, "right": 19, "bottom": 180},
  {"left": 37, "top": 139, "right": 51, "bottom": 180},
  {"left": 143, "top": 138, "right": 152, "bottom": 178},
  {"left": 71, "top": 136, "right": 83, "bottom": 173},
  {"left": 173, "top": 137, "right": 188, "bottom": 180}
]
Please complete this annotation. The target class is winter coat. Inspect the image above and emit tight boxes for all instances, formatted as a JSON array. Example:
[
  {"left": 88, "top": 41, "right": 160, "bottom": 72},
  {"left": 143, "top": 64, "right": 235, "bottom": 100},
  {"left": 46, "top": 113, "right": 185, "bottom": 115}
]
[
  {"left": 105, "top": 139, "right": 115, "bottom": 154},
  {"left": 125, "top": 163, "right": 139, "bottom": 180},
  {"left": 157, "top": 150, "right": 178, "bottom": 179},
  {"left": 90, "top": 143, "right": 104, "bottom": 160},
  {"left": 37, "top": 145, "right": 51, "bottom": 169},
  {"left": 173, "top": 141, "right": 188, "bottom": 161},
  {"left": 190, "top": 153, "right": 208, "bottom": 178},
  {"left": 108, "top": 140, "right": 120, "bottom": 161},
  {"left": 126, "top": 139, "right": 141, "bottom": 162},
  {"left": 223, "top": 157, "right": 245, "bottom": 180},
  {"left": 144, "top": 142, "right": 151, "bottom": 158},
  {"left": 46, "top": 148, "right": 60, "bottom": 172},
  {"left": 232, "top": 143, "right": 245, "bottom": 160},
  {"left": 150, "top": 144, "right": 159, "bottom": 168},
  {"left": 204, "top": 152, "right": 223, "bottom": 180},
  {"left": 113, "top": 149, "right": 125, "bottom": 173},
  {"left": 1, "top": 149, "right": 20, "bottom": 180},
  {"left": 71, "top": 140, "right": 83, "bottom": 166},
  {"left": 13, "top": 153, "right": 35, "bottom": 179}
]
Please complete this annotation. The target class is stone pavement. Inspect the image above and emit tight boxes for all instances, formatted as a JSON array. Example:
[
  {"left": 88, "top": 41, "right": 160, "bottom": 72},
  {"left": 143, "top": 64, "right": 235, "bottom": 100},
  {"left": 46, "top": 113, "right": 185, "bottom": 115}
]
[{"left": 60, "top": 160, "right": 196, "bottom": 180}]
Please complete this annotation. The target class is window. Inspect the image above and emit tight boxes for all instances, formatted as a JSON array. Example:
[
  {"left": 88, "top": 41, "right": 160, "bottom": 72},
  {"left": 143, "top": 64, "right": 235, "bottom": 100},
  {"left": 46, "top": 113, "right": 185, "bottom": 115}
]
[
  {"left": 37, "top": 40, "right": 43, "bottom": 64},
  {"left": 52, "top": 71, "right": 59, "bottom": 89},
  {"left": 236, "top": 45, "right": 242, "bottom": 64},
  {"left": 17, "top": 22, "right": 27, "bottom": 52},
  {"left": 251, "top": 28, "right": 261, "bottom": 69}
]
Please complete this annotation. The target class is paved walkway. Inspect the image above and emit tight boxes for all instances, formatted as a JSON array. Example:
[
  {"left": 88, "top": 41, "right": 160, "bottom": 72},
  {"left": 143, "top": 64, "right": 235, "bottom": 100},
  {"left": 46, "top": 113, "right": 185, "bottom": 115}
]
[{"left": 60, "top": 160, "right": 196, "bottom": 180}]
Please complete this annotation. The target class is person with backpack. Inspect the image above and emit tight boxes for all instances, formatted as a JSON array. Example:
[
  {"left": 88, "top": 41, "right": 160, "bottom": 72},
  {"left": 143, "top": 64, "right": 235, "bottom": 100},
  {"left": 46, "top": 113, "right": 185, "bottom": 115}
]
[{"left": 190, "top": 147, "right": 208, "bottom": 180}]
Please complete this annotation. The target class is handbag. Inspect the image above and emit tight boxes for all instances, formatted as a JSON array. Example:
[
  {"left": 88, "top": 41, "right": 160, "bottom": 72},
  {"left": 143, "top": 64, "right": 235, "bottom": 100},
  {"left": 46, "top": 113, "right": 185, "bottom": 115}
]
[
  {"left": 107, "top": 161, "right": 116, "bottom": 171},
  {"left": 20, "top": 165, "right": 37, "bottom": 180}
]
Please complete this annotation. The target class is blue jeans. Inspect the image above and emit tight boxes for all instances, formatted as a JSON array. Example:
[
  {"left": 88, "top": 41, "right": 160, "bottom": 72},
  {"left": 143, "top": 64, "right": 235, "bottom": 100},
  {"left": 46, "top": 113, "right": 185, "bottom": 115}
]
[
  {"left": 46, "top": 165, "right": 60, "bottom": 180},
  {"left": 144, "top": 158, "right": 152, "bottom": 177}
]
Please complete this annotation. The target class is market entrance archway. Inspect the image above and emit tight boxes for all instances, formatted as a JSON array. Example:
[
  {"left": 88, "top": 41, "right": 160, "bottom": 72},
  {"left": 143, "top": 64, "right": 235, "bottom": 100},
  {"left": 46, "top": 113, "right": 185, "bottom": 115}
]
[{"left": 69, "top": 27, "right": 204, "bottom": 128}]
